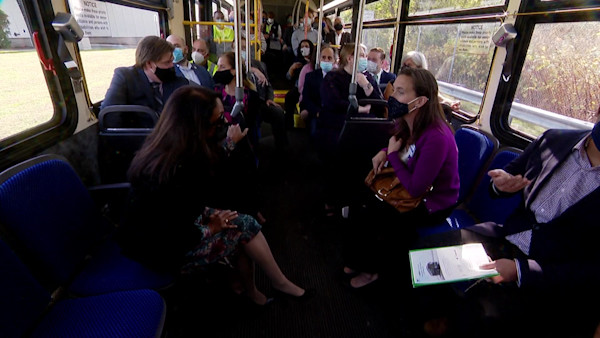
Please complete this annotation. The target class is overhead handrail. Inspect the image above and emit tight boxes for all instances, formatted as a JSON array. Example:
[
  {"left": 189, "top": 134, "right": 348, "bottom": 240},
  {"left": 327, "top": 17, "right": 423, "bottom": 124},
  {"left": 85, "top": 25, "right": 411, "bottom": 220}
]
[{"left": 231, "top": 0, "right": 245, "bottom": 118}]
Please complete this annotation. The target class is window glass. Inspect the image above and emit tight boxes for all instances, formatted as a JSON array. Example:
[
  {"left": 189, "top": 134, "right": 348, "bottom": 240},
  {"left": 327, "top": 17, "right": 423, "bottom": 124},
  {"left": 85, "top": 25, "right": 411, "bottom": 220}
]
[
  {"left": 404, "top": 22, "right": 499, "bottom": 116},
  {"left": 68, "top": 0, "right": 160, "bottom": 103},
  {"left": 362, "top": 27, "right": 394, "bottom": 72},
  {"left": 339, "top": 8, "right": 352, "bottom": 25},
  {"left": 0, "top": 0, "right": 53, "bottom": 141},
  {"left": 363, "top": 0, "right": 398, "bottom": 21},
  {"left": 511, "top": 21, "right": 599, "bottom": 136},
  {"left": 408, "top": 0, "right": 505, "bottom": 16}
]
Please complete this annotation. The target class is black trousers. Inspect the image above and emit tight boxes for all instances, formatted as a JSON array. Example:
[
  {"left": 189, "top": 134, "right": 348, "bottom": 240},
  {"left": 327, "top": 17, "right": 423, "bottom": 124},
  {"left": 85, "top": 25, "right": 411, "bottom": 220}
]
[{"left": 259, "top": 101, "right": 288, "bottom": 150}]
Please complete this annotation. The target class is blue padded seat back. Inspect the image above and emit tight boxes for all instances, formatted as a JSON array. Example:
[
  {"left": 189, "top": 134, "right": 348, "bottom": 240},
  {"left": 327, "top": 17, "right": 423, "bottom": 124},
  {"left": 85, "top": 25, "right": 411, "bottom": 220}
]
[
  {"left": 455, "top": 127, "right": 496, "bottom": 202},
  {"left": 0, "top": 239, "right": 51, "bottom": 338},
  {"left": 0, "top": 157, "right": 111, "bottom": 286},
  {"left": 466, "top": 148, "right": 523, "bottom": 224}
]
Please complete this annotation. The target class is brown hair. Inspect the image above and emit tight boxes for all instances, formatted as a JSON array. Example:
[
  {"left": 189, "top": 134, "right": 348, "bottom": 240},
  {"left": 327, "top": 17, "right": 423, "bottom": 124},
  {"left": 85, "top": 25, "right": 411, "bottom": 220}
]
[
  {"left": 369, "top": 47, "right": 386, "bottom": 62},
  {"left": 220, "top": 51, "right": 256, "bottom": 91},
  {"left": 128, "top": 86, "right": 221, "bottom": 184},
  {"left": 395, "top": 67, "right": 452, "bottom": 146},
  {"left": 338, "top": 43, "right": 366, "bottom": 69},
  {"left": 135, "top": 36, "right": 174, "bottom": 68}
]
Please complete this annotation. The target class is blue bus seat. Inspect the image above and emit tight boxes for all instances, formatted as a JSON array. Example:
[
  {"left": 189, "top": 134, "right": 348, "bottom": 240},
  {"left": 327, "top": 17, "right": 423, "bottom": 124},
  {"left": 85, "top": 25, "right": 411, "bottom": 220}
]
[
  {"left": 0, "top": 154, "right": 173, "bottom": 296},
  {"left": 454, "top": 125, "right": 498, "bottom": 203},
  {"left": 0, "top": 239, "right": 166, "bottom": 338},
  {"left": 418, "top": 147, "right": 523, "bottom": 237},
  {"left": 98, "top": 105, "right": 156, "bottom": 184}
]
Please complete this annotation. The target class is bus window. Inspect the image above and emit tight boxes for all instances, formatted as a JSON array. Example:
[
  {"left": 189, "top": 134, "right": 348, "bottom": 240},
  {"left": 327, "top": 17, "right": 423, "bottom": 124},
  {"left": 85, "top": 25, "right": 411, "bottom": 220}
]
[
  {"left": 404, "top": 22, "right": 499, "bottom": 117},
  {"left": 510, "top": 21, "right": 599, "bottom": 137},
  {"left": 408, "top": 0, "right": 505, "bottom": 15},
  {"left": 363, "top": 0, "right": 399, "bottom": 21},
  {"left": 67, "top": 0, "right": 160, "bottom": 104},
  {"left": 362, "top": 28, "right": 394, "bottom": 72},
  {"left": 0, "top": 0, "right": 53, "bottom": 142}
]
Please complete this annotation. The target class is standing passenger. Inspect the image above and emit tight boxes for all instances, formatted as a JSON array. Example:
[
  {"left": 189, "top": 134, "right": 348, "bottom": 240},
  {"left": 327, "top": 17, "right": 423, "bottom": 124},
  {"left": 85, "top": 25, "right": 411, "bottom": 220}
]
[{"left": 192, "top": 38, "right": 218, "bottom": 76}]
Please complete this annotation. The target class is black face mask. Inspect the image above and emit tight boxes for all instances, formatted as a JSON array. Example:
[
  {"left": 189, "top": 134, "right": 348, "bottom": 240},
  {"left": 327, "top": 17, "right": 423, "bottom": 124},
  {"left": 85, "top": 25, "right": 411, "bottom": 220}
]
[
  {"left": 334, "top": 23, "right": 343, "bottom": 31},
  {"left": 387, "top": 96, "right": 416, "bottom": 119},
  {"left": 213, "top": 69, "right": 234, "bottom": 85},
  {"left": 154, "top": 66, "right": 177, "bottom": 83}
]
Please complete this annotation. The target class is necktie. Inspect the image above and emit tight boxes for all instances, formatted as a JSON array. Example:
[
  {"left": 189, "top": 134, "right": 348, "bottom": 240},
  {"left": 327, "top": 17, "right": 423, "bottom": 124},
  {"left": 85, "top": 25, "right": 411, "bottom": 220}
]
[
  {"left": 151, "top": 82, "right": 163, "bottom": 113},
  {"left": 374, "top": 73, "right": 379, "bottom": 84}
]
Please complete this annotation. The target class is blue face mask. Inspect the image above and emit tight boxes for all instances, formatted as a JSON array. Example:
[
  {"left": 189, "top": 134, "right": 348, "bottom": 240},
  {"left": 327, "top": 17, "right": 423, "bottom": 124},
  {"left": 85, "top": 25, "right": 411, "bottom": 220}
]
[
  {"left": 173, "top": 47, "right": 184, "bottom": 63},
  {"left": 358, "top": 57, "right": 368, "bottom": 72},
  {"left": 592, "top": 121, "right": 600, "bottom": 149},
  {"left": 388, "top": 96, "right": 420, "bottom": 119},
  {"left": 241, "top": 50, "right": 247, "bottom": 60},
  {"left": 320, "top": 61, "right": 333, "bottom": 73}
]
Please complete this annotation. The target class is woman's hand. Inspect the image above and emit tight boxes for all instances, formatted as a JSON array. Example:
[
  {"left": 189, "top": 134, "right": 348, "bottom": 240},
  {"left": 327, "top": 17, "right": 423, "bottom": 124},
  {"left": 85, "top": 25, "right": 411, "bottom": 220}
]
[
  {"left": 488, "top": 169, "right": 531, "bottom": 193},
  {"left": 387, "top": 135, "right": 403, "bottom": 154},
  {"left": 357, "top": 104, "right": 371, "bottom": 114},
  {"left": 251, "top": 67, "right": 268, "bottom": 86},
  {"left": 227, "top": 124, "right": 249, "bottom": 144},
  {"left": 480, "top": 258, "right": 518, "bottom": 284},
  {"left": 355, "top": 72, "right": 369, "bottom": 88},
  {"left": 207, "top": 209, "right": 239, "bottom": 234},
  {"left": 372, "top": 150, "right": 387, "bottom": 175}
]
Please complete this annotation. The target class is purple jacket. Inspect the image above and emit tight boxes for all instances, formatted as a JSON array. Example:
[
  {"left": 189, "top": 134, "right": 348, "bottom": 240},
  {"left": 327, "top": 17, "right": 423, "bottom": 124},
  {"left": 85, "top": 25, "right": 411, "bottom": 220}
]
[{"left": 387, "top": 120, "right": 459, "bottom": 213}]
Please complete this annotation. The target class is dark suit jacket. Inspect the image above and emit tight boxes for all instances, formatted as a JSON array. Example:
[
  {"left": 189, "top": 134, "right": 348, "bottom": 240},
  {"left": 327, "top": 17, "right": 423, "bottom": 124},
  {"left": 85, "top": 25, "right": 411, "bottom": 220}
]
[
  {"left": 174, "top": 62, "right": 214, "bottom": 89},
  {"left": 371, "top": 70, "right": 396, "bottom": 92},
  {"left": 331, "top": 31, "right": 352, "bottom": 48},
  {"left": 101, "top": 66, "right": 190, "bottom": 113},
  {"left": 470, "top": 129, "right": 600, "bottom": 289},
  {"left": 300, "top": 68, "right": 325, "bottom": 119}
]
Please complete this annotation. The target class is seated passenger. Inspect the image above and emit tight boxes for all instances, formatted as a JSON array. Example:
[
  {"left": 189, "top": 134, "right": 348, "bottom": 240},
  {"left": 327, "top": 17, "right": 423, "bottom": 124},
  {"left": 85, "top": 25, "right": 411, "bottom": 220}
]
[
  {"left": 116, "top": 86, "right": 310, "bottom": 305},
  {"left": 316, "top": 43, "right": 383, "bottom": 214},
  {"left": 191, "top": 38, "right": 218, "bottom": 76},
  {"left": 240, "top": 37, "right": 288, "bottom": 152},
  {"left": 299, "top": 45, "right": 336, "bottom": 137},
  {"left": 367, "top": 47, "right": 396, "bottom": 93},
  {"left": 101, "top": 35, "right": 190, "bottom": 115},
  {"left": 166, "top": 34, "right": 214, "bottom": 88},
  {"left": 413, "top": 110, "right": 600, "bottom": 337},
  {"left": 385, "top": 51, "right": 460, "bottom": 118},
  {"left": 342, "top": 67, "right": 459, "bottom": 289}
]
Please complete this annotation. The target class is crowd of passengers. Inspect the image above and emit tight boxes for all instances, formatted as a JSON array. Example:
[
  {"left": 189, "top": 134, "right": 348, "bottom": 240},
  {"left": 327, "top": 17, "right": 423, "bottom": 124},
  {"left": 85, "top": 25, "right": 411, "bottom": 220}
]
[{"left": 100, "top": 13, "right": 600, "bottom": 337}]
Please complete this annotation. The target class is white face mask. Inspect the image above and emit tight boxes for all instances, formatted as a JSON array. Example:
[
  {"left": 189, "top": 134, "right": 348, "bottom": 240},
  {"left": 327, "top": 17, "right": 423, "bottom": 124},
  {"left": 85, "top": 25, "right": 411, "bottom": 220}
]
[
  {"left": 366, "top": 60, "right": 378, "bottom": 73},
  {"left": 192, "top": 51, "right": 205, "bottom": 65},
  {"left": 267, "top": 18, "right": 274, "bottom": 24},
  {"left": 301, "top": 47, "right": 310, "bottom": 57},
  {"left": 304, "top": 18, "right": 312, "bottom": 26}
]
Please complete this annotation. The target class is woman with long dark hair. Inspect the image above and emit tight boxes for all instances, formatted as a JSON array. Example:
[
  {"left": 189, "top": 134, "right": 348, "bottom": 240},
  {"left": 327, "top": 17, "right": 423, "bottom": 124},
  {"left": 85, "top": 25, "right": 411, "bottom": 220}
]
[{"left": 118, "top": 86, "right": 309, "bottom": 305}]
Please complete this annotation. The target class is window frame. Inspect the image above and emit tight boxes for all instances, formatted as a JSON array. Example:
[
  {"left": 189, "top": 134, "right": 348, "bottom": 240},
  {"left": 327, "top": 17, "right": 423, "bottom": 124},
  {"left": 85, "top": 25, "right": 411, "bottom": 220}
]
[{"left": 489, "top": 1, "right": 600, "bottom": 148}]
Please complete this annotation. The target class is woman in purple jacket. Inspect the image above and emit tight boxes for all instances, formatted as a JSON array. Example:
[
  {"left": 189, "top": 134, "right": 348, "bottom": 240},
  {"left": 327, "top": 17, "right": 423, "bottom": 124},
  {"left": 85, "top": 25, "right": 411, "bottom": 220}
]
[{"left": 342, "top": 67, "right": 459, "bottom": 289}]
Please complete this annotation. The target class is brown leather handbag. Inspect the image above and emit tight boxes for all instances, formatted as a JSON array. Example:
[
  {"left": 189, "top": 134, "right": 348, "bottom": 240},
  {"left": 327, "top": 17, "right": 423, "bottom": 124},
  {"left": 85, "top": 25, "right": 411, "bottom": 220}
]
[{"left": 364, "top": 167, "right": 427, "bottom": 213}]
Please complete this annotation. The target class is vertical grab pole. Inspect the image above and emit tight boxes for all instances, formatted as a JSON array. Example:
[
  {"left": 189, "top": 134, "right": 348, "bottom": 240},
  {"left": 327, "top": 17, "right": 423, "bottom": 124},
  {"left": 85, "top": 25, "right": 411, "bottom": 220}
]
[
  {"left": 245, "top": 0, "right": 251, "bottom": 71},
  {"left": 231, "top": 0, "right": 245, "bottom": 118},
  {"left": 303, "top": 0, "right": 310, "bottom": 39},
  {"left": 389, "top": 0, "right": 404, "bottom": 72},
  {"left": 348, "top": 0, "right": 365, "bottom": 111},
  {"left": 315, "top": 0, "right": 324, "bottom": 69}
]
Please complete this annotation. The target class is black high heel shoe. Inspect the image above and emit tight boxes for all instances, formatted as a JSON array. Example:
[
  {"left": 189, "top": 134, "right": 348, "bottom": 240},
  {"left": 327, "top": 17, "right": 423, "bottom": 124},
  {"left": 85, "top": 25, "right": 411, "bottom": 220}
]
[{"left": 272, "top": 288, "right": 316, "bottom": 301}]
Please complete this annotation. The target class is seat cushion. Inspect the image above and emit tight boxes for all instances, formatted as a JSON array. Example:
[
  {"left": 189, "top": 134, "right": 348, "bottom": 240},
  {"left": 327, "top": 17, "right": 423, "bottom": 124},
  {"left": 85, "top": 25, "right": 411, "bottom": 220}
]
[{"left": 31, "top": 289, "right": 166, "bottom": 338}]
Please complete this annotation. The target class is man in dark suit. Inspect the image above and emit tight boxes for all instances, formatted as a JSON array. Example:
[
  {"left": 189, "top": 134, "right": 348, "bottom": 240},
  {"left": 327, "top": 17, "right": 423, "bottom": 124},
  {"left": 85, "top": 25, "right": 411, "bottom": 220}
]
[
  {"left": 366, "top": 47, "right": 396, "bottom": 93},
  {"left": 101, "top": 36, "right": 190, "bottom": 115},
  {"left": 167, "top": 34, "right": 214, "bottom": 89},
  {"left": 416, "top": 118, "right": 600, "bottom": 337},
  {"left": 330, "top": 17, "right": 352, "bottom": 50},
  {"left": 299, "top": 45, "right": 336, "bottom": 138}
]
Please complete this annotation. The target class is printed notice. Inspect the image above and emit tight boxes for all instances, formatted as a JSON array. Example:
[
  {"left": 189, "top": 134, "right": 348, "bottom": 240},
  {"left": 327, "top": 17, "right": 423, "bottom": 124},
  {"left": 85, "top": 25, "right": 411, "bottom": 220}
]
[
  {"left": 70, "top": 0, "right": 111, "bottom": 37},
  {"left": 457, "top": 24, "right": 494, "bottom": 55},
  {"left": 409, "top": 243, "right": 498, "bottom": 287}
]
